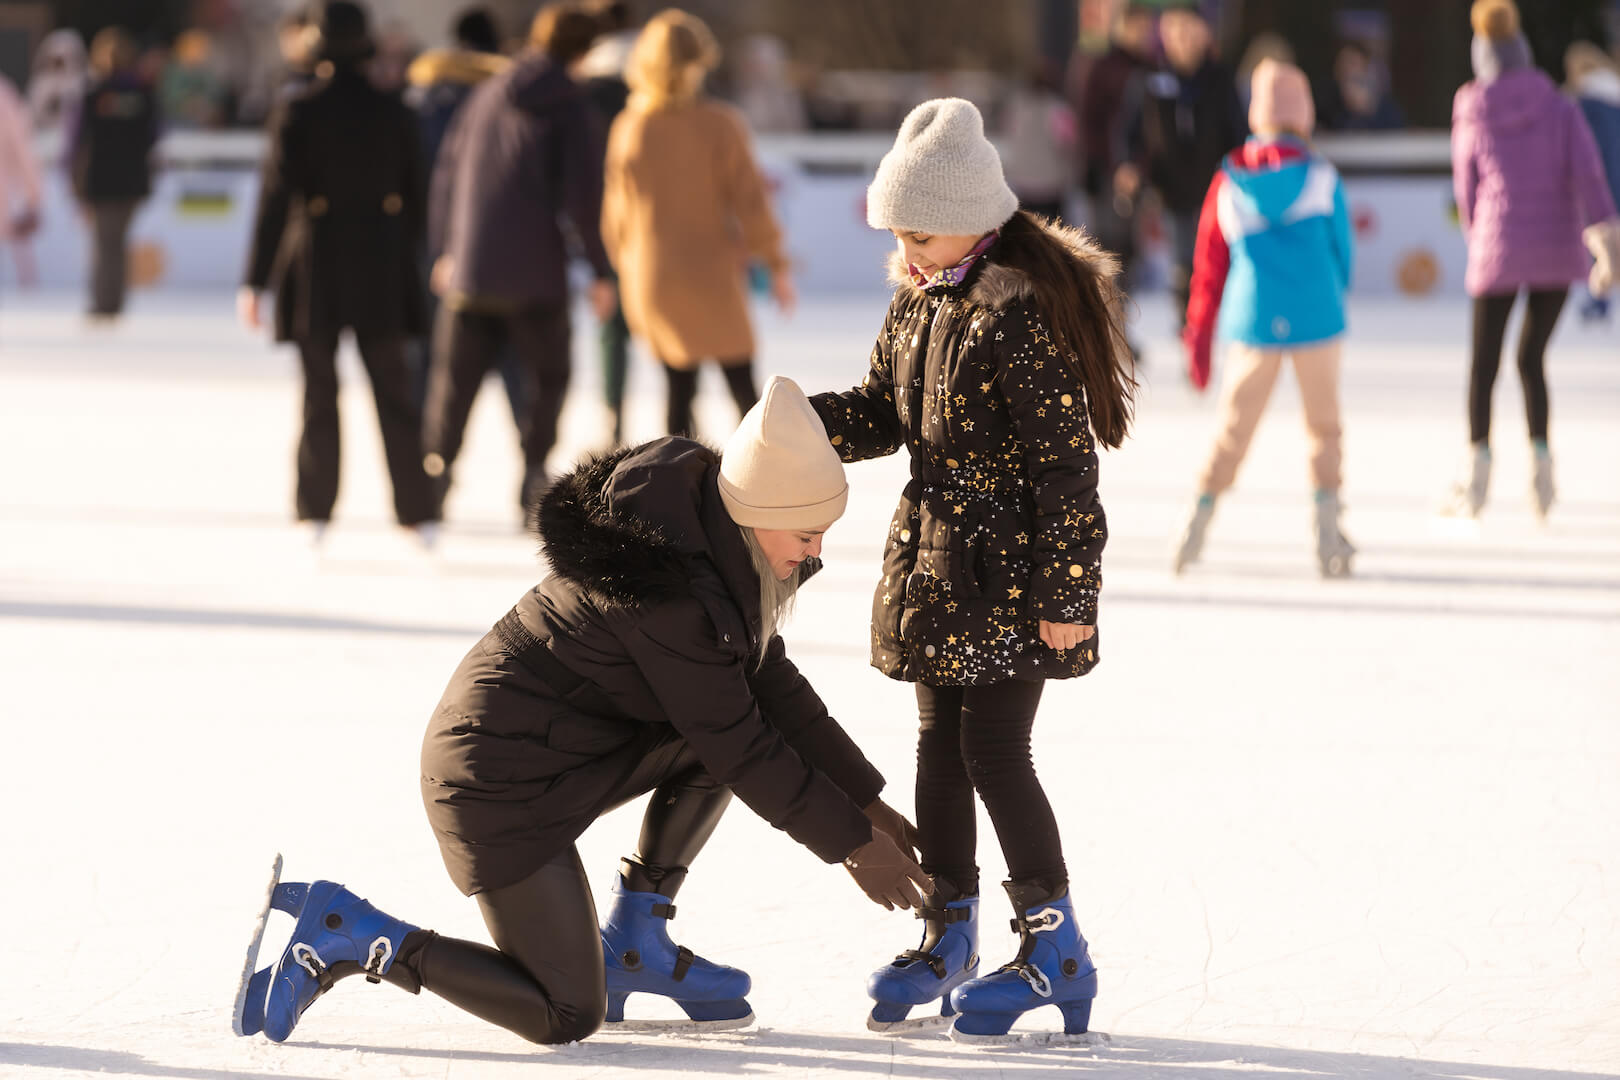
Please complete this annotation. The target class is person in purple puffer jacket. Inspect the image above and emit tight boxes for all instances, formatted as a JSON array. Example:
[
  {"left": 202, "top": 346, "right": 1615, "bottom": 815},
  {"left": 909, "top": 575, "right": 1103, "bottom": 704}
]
[{"left": 1448, "top": 0, "right": 1620, "bottom": 520}]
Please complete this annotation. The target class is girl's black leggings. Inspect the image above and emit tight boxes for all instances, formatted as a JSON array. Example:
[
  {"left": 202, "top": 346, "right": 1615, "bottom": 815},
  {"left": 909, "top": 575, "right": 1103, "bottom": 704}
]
[
  {"left": 913, "top": 679, "right": 1065, "bottom": 896},
  {"left": 663, "top": 360, "right": 758, "bottom": 437},
  {"left": 387, "top": 732, "right": 730, "bottom": 1044},
  {"left": 1469, "top": 287, "right": 1567, "bottom": 445}
]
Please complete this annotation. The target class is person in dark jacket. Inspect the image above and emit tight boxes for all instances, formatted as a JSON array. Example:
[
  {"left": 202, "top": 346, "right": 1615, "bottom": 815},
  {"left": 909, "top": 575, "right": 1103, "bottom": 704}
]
[
  {"left": 1078, "top": 3, "right": 1153, "bottom": 301},
  {"left": 1127, "top": 5, "right": 1246, "bottom": 331},
  {"left": 68, "top": 26, "right": 158, "bottom": 319},
  {"left": 402, "top": 7, "right": 521, "bottom": 420},
  {"left": 238, "top": 0, "right": 438, "bottom": 542},
  {"left": 424, "top": 1, "right": 618, "bottom": 520},
  {"left": 811, "top": 99, "right": 1137, "bottom": 1040},
  {"left": 231, "top": 378, "right": 931, "bottom": 1047}
]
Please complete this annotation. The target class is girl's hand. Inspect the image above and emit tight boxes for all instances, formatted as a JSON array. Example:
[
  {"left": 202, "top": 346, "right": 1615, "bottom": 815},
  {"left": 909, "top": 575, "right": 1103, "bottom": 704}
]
[{"left": 1039, "top": 620, "right": 1095, "bottom": 652}]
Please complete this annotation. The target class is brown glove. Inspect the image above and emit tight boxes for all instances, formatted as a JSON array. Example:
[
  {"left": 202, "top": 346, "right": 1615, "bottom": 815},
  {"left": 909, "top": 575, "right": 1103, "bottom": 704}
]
[
  {"left": 844, "top": 829, "right": 933, "bottom": 911},
  {"left": 863, "top": 797, "right": 920, "bottom": 860}
]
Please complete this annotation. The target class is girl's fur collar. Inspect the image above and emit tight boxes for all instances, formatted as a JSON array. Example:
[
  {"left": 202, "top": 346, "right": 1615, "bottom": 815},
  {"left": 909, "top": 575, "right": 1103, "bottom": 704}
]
[{"left": 885, "top": 218, "right": 1115, "bottom": 311}]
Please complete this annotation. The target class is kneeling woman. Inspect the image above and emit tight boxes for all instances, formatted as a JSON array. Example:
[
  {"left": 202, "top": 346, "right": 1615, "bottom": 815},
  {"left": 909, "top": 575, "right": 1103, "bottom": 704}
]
[{"left": 233, "top": 377, "right": 930, "bottom": 1045}]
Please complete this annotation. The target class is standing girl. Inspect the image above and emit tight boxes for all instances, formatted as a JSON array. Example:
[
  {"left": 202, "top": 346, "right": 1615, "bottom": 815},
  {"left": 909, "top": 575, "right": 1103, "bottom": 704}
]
[
  {"left": 1448, "top": 0, "right": 1618, "bottom": 518},
  {"left": 809, "top": 98, "right": 1136, "bottom": 1042},
  {"left": 601, "top": 8, "right": 795, "bottom": 440}
]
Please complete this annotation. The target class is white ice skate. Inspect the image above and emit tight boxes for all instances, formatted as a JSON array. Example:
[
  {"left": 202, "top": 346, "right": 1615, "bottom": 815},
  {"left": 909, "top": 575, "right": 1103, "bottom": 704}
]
[
  {"left": 1313, "top": 493, "right": 1355, "bottom": 579},
  {"left": 1531, "top": 444, "right": 1555, "bottom": 520},
  {"left": 1171, "top": 498, "right": 1216, "bottom": 575},
  {"left": 1441, "top": 444, "right": 1491, "bottom": 518}
]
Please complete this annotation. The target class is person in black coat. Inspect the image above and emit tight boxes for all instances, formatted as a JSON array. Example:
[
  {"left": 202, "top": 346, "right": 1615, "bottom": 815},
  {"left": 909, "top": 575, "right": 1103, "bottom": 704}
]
[
  {"left": 69, "top": 26, "right": 158, "bottom": 319},
  {"left": 1126, "top": 5, "right": 1246, "bottom": 330},
  {"left": 424, "top": 2, "right": 619, "bottom": 520},
  {"left": 232, "top": 378, "right": 930, "bottom": 1047},
  {"left": 239, "top": 0, "right": 438, "bottom": 540}
]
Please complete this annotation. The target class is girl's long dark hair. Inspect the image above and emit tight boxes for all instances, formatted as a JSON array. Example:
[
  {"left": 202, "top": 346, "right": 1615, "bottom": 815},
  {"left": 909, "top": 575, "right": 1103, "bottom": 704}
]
[{"left": 994, "top": 211, "right": 1138, "bottom": 449}]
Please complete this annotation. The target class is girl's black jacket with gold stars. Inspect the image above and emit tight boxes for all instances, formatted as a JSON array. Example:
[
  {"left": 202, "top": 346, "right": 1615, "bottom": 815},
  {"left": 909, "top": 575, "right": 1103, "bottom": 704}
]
[{"left": 810, "top": 221, "right": 1111, "bottom": 686}]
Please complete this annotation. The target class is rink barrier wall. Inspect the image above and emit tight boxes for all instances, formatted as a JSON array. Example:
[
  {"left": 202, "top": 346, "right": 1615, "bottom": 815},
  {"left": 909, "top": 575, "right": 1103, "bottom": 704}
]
[{"left": 10, "top": 130, "right": 1464, "bottom": 297}]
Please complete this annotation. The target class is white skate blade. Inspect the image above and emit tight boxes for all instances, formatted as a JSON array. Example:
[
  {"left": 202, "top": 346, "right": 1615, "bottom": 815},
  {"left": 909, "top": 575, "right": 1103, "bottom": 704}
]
[
  {"left": 230, "top": 853, "right": 283, "bottom": 1036},
  {"left": 867, "top": 1011, "right": 953, "bottom": 1035},
  {"left": 950, "top": 1026, "right": 1112, "bottom": 1049},
  {"left": 600, "top": 1010, "right": 755, "bottom": 1035}
]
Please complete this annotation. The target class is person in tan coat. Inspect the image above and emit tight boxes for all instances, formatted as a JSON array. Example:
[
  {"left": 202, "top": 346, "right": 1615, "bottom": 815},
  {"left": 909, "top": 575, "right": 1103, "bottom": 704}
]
[{"left": 602, "top": 8, "right": 795, "bottom": 438}]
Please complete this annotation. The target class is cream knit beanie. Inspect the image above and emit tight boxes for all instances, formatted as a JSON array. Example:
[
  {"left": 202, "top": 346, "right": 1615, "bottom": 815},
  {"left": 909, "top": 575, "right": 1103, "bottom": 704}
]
[
  {"left": 718, "top": 376, "right": 849, "bottom": 530},
  {"left": 867, "top": 98, "right": 1019, "bottom": 236}
]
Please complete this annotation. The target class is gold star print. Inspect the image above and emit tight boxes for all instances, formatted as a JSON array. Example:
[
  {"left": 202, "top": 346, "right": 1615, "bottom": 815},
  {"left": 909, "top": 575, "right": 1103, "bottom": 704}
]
[
  {"left": 1036, "top": 407, "right": 1046, "bottom": 417},
  {"left": 1008, "top": 586, "right": 1023, "bottom": 599},
  {"left": 945, "top": 601, "right": 959, "bottom": 613},
  {"left": 954, "top": 504, "right": 966, "bottom": 515},
  {"left": 1015, "top": 532, "right": 1029, "bottom": 544},
  {"left": 954, "top": 394, "right": 966, "bottom": 407},
  {"left": 962, "top": 420, "right": 974, "bottom": 431},
  {"left": 994, "top": 622, "right": 1017, "bottom": 644},
  {"left": 1069, "top": 436, "right": 1081, "bottom": 448},
  {"left": 946, "top": 634, "right": 958, "bottom": 645},
  {"left": 1064, "top": 511, "right": 1082, "bottom": 527},
  {"left": 980, "top": 382, "right": 992, "bottom": 394}
]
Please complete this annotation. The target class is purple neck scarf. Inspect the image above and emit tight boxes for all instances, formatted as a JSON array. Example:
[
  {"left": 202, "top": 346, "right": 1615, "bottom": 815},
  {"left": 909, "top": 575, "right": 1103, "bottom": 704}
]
[{"left": 910, "top": 231, "right": 999, "bottom": 290}]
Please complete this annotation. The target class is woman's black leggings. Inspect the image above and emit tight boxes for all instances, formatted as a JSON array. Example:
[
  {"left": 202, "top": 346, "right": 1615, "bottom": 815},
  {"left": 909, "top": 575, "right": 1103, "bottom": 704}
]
[
  {"left": 1469, "top": 287, "right": 1567, "bottom": 445},
  {"left": 913, "top": 679, "right": 1065, "bottom": 897},
  {"left": 663, "top": 360, "right": 758, "bottom": 437},
  {"left": 388, "top": 733, "right": 730, "bottom": 1044}
]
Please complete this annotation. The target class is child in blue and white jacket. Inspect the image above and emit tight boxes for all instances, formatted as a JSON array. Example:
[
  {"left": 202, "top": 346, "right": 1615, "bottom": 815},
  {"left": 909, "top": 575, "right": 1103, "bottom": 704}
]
[{"left": 1173, "top": 59, "right": 1357, "bottom": 578}]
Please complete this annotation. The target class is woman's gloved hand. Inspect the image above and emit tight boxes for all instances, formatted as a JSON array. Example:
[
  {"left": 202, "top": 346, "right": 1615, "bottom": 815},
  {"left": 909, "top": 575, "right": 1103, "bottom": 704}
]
[
  {"left": 844, "top": 829, "right": 933, "bottom": 911},
  {"left": 862, "top": 798, "right": 920, "bottom": 860}
]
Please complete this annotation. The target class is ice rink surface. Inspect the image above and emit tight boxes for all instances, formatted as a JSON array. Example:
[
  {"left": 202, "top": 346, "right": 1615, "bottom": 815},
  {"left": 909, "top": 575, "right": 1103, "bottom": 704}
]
[{"left": 2, "top": 289, "right": 1617, "bottom": 1079}]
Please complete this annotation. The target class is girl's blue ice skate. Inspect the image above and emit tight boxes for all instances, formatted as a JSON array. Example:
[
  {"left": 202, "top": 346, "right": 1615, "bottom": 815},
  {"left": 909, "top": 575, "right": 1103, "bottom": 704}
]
[
  {"left": 948, "top": 881, "right": 1098, "bottom": 1044},
  {"left": 600, "top": 873, "right": 753, "bottom": 1031},
  {"left": 231, "top": 856, "right": 419, "bottom": 1042},
  {"left": 866, "top": 890, "right": 979, "bottom": 1033}
]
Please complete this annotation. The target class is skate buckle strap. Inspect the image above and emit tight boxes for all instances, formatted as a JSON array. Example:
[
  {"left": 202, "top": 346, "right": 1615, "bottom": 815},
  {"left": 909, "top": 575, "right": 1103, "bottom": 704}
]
[
  {"left": 1011, "top": 960, "right": 1053, "bottom": 998},
  {"left": 917, "top": 905, "right": 971, "bottom": 924},
  {"left": 363, "top": 936, "right": 393, "bottom": 984},
  {"left": 896, "top": 948, "right": 948, "bottom": 979},
  {"left": 650, "top": 902, "right": 676, "bottom": 920},
  {"left": 1011, "top": 906, "right": 1065, "bottom": 934},
  {"left": 292, "top": 942, "right": 337, "bottom": 991},
  {"left": 671, "top": 945, "right": 695, "bottom": 982}
]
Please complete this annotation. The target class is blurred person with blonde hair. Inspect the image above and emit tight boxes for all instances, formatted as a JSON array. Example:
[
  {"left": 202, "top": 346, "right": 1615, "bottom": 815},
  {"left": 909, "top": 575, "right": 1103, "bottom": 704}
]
[
  {"left": 1447, "top": 0, "right": 1619, "bottom": 518},
  {"left": 1565, "top": 41, "right": 1620, "bottom": 321},
  {"left": 424, "top": 0, "right": 616, "bottom": 521},
  {"left": 602, "top": 8, "right": 795, "bottom": 439},
  {"left": 69, "top": 26, "right": 158, "bottom": 320}
]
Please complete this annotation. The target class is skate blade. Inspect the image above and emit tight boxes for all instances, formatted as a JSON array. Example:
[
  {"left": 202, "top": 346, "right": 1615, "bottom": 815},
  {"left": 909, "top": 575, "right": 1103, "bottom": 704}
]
[
  {"left": 231, "top": 853, "right": 284, "bottom": 1036},
  {"left": 867, "top": 1011, "right": 952, "bottom": 1035},
  {"left": 600, "top": 1010, "right": 756, "bottom": 1034},
  {"left": 949, "top": 1026, "right": 1112, "bottom": 1048}
]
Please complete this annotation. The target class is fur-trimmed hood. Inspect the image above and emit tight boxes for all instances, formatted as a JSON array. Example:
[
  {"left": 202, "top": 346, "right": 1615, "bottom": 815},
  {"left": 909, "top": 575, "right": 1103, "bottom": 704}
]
[
  {"left": 885, "top": 216, "right": 1117, "bottom": 311},
  {"left": 534, "top": 442, "right": 701, "bottom": 609}
]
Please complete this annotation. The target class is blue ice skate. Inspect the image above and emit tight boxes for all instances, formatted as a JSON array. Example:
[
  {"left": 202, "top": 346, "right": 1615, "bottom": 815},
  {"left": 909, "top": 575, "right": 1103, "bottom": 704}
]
[
  {"left": 866, "top": 892, "right": 979, "bottom": 1033},
  {"left": 231, "top": 855, "right": 420, "bottom": 1042},
  {"left": 600, "top": 873, "right": 753, "bottom": 1031},
  {"left": 948, "top": 882, "right": 1097, "bottom": 1044}
]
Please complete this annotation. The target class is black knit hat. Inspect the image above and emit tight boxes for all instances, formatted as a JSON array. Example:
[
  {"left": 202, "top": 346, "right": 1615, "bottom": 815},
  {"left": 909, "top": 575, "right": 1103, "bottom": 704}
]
[{"left": 312, "top": 0, "right": 375, "bottom": 62}]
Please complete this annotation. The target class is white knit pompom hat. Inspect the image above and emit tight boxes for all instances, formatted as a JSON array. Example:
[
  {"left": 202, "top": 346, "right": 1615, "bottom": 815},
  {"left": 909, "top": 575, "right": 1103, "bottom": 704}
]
[
  {"left": 867, "top": 98, "right": 1019, "bottom": 236},
  {"left": 719, "top": 376, "right": 848, "bottom": 530}
]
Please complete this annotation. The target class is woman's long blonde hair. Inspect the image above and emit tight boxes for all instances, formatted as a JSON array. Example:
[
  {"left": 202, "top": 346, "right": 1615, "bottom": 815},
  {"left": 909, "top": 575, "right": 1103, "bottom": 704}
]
[
  {"left": 626, "top": 8, "right": 719, "bottom": 110},
  {"left": 740, "top": 527, "right": 799, "bottom": 665}
]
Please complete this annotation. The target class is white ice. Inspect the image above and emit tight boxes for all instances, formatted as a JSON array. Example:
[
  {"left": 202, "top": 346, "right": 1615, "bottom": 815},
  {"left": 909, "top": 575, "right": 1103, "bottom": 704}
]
[{"left": 1, "top": 289, "right": 1617, "bottom": 1080}]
